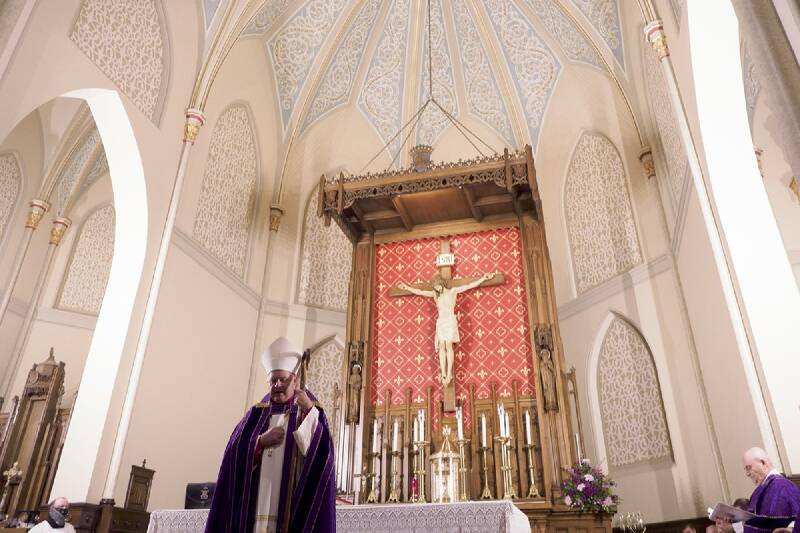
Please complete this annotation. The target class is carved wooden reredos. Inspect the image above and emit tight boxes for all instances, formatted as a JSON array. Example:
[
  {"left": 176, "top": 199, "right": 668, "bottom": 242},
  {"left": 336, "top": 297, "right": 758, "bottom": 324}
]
[{"left": 322, "top": 144, "right": 587, "bottom": 524}]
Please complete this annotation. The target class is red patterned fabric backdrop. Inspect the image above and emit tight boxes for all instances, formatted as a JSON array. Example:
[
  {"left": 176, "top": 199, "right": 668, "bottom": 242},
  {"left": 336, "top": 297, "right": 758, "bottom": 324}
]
[{"left": 370, "top": 226, "right": 535, "bottom": 430}]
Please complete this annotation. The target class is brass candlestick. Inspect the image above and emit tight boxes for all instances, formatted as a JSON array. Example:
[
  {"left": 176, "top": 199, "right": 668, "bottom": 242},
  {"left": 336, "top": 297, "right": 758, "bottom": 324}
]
[
  {"left": 495, "top": 435, "right": 516, "bottom": 500},
  {"left": 456, "top": 437, "right": 470, "bottom": 501},
  {"left": 414, "top": 439, "right": 429, "bottom": 503},
  {"left": 478, "top": 445, "right": 493, "bottom": 499},
  {"left": 387, "top": 450, "right": 402, "bottom": 503},
  {"left": 364, "top": 451, "right": 380, "bottom": 503},
  {"left": 409, "top": 443, "right": 419, "bottom": 503},
  {"left": 523, "top": 443, "right": 540, "bottom": 498}
]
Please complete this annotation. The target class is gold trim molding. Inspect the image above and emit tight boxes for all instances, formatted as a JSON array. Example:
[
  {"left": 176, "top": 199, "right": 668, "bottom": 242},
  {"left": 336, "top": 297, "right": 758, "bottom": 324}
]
[
  {"left": 183, "top": 108, "right": 206, "bottom": 144},
  {"left": 644, "top": 21, "right": 669, "bottom": 60},
  {"left": 48, "top": 217, "right": 71, "bottom": 246},
  {"left": 25, "top": 199, "right": 50, "bottom": 230}
]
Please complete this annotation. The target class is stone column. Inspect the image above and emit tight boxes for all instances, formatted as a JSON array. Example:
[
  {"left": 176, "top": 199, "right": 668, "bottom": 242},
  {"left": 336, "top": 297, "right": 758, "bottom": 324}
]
[
  {"left": 0, "top": 199, "right": 50, "bottom": 329},
  {"left": 0, "top": 217, "right": 70, "bottom": 398},
  {"left": 100, "top": 108, "right": 205, "bottom": 500}
]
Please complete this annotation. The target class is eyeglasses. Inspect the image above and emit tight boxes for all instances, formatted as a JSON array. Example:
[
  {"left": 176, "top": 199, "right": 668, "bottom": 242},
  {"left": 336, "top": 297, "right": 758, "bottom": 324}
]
[{"left": 270, "top": 376, "right": 295, "bottom": 386}]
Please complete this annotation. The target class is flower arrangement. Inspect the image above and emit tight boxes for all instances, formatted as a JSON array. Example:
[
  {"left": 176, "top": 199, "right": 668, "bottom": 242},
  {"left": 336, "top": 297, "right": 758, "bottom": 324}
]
[{"left": 561, "top": 459, "right": 619, "bottom": 513}]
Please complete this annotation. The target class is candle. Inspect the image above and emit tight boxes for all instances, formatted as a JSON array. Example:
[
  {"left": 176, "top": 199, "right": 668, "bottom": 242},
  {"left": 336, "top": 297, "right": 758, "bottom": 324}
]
[
  {"left": 412, "top": 416, "right": 418, "bottom": 443},
  {"left": 481, "top": 413, "right": 487, "bottom": 447},
  {"left": 505, "top": 412, "right": 511, "bottom": 440},
  {"left": 456, "top": 406, "right": 464, "bottom": 440},
  {"left": 575, "top": 432, "right": 582, "bottom": 461},
  {"left": 497, "top": 403, "right": 506, "bottom": 437},
  {"left": 372, "top": 418, "right": 379, "bottom": 453},
  {"left": 419, "top": 409, "right": 425, "bottom": 442},
  {"left": 392, "top": 418, "right": 399, "bottom": 452},
  {"left": 524, "top": 409, "right": 532, "bottom": 445}
]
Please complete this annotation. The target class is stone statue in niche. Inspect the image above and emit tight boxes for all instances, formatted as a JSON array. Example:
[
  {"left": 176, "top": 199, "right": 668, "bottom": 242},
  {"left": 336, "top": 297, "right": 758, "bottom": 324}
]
[
  {"left": 346, "top": 363, "right": 362, "bottom": 424},
  {"left": 536, "top": 325, "right": 558, "bottom": 412},
  {"left": 398, "top": 272, "right": 496, "bottom": 386}
]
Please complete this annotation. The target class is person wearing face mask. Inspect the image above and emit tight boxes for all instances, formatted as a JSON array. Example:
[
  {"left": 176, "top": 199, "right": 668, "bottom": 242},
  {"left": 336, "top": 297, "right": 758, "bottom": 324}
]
[
  {"left": 29, "top": 497, "right": 75, "bottom": 532},
  {"left": 204, "top": 336, "right": 336, "bottom": 533}
]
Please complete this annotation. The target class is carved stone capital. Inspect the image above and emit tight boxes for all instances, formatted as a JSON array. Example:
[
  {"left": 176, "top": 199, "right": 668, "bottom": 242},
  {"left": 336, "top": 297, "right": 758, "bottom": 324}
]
[
  {"left": 183, "top": 108, "right": 206, "bottom": 144},
  {"left": 25, "top": 199, "right": 50, "bottom": 229},
  {"left": 639, "top": 147, "right": 656, "bottom": 179},
  {"left": 644, "top": 21, "right": 669, "bottom": 60},
  {"left": 49, "top": 217, "right": 71, "bottom": 246},
  {"left": 269, "top": 204, "right": 284, "bottom": 233}
]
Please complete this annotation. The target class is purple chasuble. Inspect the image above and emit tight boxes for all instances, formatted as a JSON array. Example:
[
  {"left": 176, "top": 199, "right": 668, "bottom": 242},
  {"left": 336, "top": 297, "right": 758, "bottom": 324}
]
[
  {"left": 744, "top": 474, "right": 800, "bottom": 533},
  {"left": 205, "top": 390, "right": 336, "bottom": 533}
]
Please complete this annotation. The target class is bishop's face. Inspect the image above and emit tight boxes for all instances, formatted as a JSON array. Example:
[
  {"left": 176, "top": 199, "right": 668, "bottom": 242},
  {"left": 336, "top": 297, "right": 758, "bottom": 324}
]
[{"left": 270, "top": 370, "right": 297, "bottom": 404}]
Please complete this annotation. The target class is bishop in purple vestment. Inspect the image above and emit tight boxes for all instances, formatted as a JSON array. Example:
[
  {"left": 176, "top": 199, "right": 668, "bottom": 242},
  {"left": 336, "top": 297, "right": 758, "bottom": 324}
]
[
  {"left": 205, "top": 337, "right": 336, "bottom": 533},
  {"left": 742, "top": 447, "right": 800, "bottom": 533}
]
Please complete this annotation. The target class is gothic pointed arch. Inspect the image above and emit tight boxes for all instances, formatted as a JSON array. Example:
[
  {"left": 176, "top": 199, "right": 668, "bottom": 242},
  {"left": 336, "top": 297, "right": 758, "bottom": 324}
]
[
  {"left": 296, "top": 184, "right": 353, "bottom": 311},
  {"left": 57, "top": 204, "right": 115, "bottom": 315},
  {"left": 564, "top": 131, "right": 642, "bottom": 294},
  {"left": 70, "top": 0, "right": 171, "bottom": 123},
  {"left": 305, "top": 335, "right": 347, "bottom": 448},
  {"left": 0, "top": 151, "right": 22, "bottom": 247},
  {"left": 595, "top": 313, "right": 672, "bottom": 467},
  {"left": 192, "top": 103, "right": 259, "bottom": 278}
]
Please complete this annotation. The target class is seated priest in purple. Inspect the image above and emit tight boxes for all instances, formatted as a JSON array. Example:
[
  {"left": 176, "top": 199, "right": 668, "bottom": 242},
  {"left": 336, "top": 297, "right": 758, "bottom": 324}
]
[
  {"left": 742, "top": 447, "right": 800, "bottom": 533},
  {"left": 205, "top": 336, "right": 336, "bottom": 533}
]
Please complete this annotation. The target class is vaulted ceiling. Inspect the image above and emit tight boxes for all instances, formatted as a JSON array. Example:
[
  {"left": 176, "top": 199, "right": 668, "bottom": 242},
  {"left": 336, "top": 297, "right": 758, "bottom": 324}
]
[{"left": 235, "top": 0, "right": 635, "bottom": 158}]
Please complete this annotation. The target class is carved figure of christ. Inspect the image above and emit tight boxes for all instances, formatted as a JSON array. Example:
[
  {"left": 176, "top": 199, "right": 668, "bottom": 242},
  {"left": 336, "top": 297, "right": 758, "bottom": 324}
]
[{"left": 389, "top": 240, "right": 505, "bottom": 387}]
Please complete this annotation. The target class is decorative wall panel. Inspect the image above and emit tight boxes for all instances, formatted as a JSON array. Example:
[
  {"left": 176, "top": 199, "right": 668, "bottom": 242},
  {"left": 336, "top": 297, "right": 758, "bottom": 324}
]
[
  {"left": 598, "top": 316, "right": 672, "bottom": 467},
  {"left": 370, "top": 227, "right": 535, "bottom": 430},
  {"left": 482, "top": 0, "right": 560, "bottom": 150},
  {"left": 565, "top": 132, "right": 641, "bottom": 294},
  {"left": 58, "top": 205, "right": 115, "bottom": 315},
  {"left": 192, "top": 104, "right": 258, "bottom": 278},
  {"left": 570, "top": 0, "right": 625, "bottom": 68},
  {"left": 358, "top": 0, "right": 411, "bottom": 164},
  {"left": 56, "top": 129, "right": 101, "bottom": 214},
  {"left": 301, "top": 0, "right": 382, "bottom": 134},
  {"left": 741, "top": 40, "right": 760, "bottom": 130},
  {"left": 644, "top": 49, "right": 688, "bottom": 208},
  {"left": 525, "top": 0, "right": 604, "bottom": 70},
  {"left": 449, "top": 0, "right": 514, "bottom": 146},
  {"left": 78, "top": 149, "right": 109, "bottom": 199},
  {"left": 70, "top": 0, "right": 168, "bottom": 121},
  {"left": 268, "top": 0, "right": 348, "bottom": 130},
  {"left": 241, "top": 0, "right": 293, "bottom": 37},
  {"left": 416, "top": 0, "right": 458, "bottom": 146},
  {"left": 306, "top": 337, "right": 345, "bottom": 446},
  {"left": 0, "top": 153, "right": 21, "bottom": 243},
  {"left": 297, "top": 187, "right": 353, "bottom": 311}
]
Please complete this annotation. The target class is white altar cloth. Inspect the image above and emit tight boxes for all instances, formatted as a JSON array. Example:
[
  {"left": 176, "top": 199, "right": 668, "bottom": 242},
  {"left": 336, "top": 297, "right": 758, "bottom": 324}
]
[{"left": 146, "top": 500, "right": 530, "bottom": 533}]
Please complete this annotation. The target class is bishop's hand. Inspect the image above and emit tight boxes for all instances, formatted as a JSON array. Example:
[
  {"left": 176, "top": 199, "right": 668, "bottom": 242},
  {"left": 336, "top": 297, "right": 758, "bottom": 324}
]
[
  {"left": 258, "top": 426, "right": 285, "bottom": 448},
  {"left": 295, "top": 390, "right": 313, "bottom": 411}
]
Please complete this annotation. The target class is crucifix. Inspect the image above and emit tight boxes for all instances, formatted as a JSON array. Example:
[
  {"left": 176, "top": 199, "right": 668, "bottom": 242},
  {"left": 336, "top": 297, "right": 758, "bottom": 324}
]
[{"left": 389, "top": 240, "right": 505, "bottom": 411}]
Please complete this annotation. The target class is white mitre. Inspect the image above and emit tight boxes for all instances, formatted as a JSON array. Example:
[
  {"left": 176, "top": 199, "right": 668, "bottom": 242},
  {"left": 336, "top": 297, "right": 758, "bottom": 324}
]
[{"left": 262, "top": 336, "right": 303, "bottom": 374}]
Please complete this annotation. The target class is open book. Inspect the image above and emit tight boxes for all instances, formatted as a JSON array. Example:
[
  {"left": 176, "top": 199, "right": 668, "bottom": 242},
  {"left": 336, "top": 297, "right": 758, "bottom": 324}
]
[{"left": 708, "top": 503, "right": 755, "bottom": 523}]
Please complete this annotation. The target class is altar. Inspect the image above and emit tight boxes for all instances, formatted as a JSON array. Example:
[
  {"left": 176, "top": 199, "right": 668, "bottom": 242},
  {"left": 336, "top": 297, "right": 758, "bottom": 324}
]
[{"left": 146, "top": 501, "right": 531, "bottom": 533}]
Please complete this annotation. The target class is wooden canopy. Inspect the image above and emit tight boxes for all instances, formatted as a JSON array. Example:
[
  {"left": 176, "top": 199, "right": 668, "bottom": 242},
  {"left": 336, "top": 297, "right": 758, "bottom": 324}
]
[{"left": 318, "top": 145, "right": 540, "bottom": 242}]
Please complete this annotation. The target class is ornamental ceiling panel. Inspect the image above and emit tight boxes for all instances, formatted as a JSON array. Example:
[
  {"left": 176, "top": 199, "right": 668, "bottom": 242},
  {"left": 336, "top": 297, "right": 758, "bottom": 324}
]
[
  {"left": 241, "top": 0, "right": 293, "bottom": 38},
  {"left": 358, "top": 0, "right": 412, "bottom": 165},
  {"left": 525, "top": 0, "right": 604, "bottom": 71},
  {"left": 570, "top": 0, "right": 625, "bottom": 69},
  {"left": 268, "top": 0, "right": 348, "bottom": 131},
  {"left": 56, "top": 129, "right": 101, "bottom": 215},
  {"left": 301, "top": 0, "right": 382, "bottom": 134},
  {"left": 481, "top": 0, "right": 561, "bottom": 150},
  {"left": 449, "top": 0, "right": 515, "bottom": 146},
  {"left": 415, "top": 0, "right": 458, "bottom": 147}
]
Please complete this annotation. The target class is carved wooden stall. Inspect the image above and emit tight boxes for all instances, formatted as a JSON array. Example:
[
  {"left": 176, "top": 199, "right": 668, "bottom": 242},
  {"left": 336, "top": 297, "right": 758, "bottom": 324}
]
[
  {"left": 0, "top": 349, "right": 67, "bottom": 523},
  {"left": 321, "top": 146, "right": 599, "bottom": 532}
]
